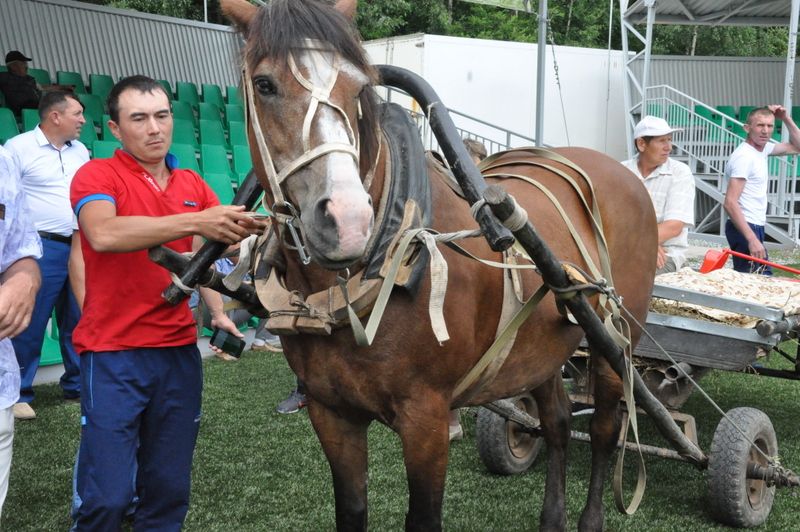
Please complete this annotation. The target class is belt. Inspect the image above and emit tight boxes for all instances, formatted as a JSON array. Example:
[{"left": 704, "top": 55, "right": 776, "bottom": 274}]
[{"left": 38, "top": 231, "right": 72, "bottom": 245}]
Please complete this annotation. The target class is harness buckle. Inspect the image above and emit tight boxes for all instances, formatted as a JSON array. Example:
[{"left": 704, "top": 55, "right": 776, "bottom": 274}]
[{"left": 284, "top": 202, "right": 312, "bottom": 265}]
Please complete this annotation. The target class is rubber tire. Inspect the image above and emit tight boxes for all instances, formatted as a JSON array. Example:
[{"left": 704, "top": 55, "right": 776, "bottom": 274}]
[
  {"left": 708, "top": 407, "right": 777, "bottom": 528},
  {"left": 475, "top": 393, "right": 542, "bottom": 476}
]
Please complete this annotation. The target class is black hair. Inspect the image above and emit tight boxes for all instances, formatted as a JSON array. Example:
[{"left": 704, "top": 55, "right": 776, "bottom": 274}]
[
  {"left": 244, "top": 0, "right": 380, "bottom": 176},
  {"left": 107, "top": 75, "right": 171, "bottom": 122},
  {"left": 38, "top": 90, "right": 81, "bottom": 120}
]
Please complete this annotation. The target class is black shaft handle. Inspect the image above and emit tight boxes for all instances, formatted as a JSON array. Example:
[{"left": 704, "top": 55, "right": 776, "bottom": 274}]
[
  {"left": 377, "top": 65, "right": 514, "bottom": 252},
  {"left": 161, "top": 170, "right": 264, "bottom": 305}
]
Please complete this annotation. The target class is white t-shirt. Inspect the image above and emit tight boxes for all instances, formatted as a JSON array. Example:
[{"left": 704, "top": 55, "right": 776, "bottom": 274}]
[
  {"left": 621, "top": 157, "right": 696, "bottom": 269},
  {"left": 724, "top": 142, "right": 775, "bottom": 226}
]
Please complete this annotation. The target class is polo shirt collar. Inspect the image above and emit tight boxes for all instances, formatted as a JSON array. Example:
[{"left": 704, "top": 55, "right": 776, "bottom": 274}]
[
  {"left": 115, "top": 148, "right": 178, "bottom": 175},
  {"left": 634, "top": 156, "right": 672, "bottom": 180}
]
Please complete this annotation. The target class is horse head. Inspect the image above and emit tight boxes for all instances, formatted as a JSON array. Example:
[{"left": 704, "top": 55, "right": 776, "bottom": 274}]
[{"left": 223, "top": 0, "right": 379, "bottom": 270}]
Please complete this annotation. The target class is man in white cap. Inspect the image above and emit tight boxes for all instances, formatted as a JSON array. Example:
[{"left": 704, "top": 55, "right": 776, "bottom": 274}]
[{"left": 622, "top": 115, "right": 695, "bottom": 274}]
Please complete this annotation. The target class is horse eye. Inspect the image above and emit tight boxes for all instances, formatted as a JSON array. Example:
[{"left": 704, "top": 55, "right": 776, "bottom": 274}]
[{"left": 254, "top": 77, "right": 276, "bottom": 96}]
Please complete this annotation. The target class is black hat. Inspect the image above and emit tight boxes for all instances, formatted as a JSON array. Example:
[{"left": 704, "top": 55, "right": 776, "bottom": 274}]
[{"left": 5, "top": 51, "right": 32, "bottom": 63}]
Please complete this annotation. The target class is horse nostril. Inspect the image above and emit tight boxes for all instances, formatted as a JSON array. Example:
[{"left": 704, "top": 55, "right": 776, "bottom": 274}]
[{"left": 316, "top": 198, "right": 333, "bottom": 222}]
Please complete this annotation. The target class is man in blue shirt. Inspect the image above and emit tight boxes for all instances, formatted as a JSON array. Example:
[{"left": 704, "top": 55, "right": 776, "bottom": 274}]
[{"left": 0, "top": 145, "right": 42, "bottom": 518}]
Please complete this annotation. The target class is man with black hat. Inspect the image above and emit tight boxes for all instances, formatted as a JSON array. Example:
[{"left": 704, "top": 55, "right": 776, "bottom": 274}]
[{"left": 0, "top": 51, "right": 42, "bottom": 116}]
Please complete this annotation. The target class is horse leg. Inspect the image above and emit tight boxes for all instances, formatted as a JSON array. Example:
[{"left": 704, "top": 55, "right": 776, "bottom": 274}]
[
  {"left": 308, "top": 402, "right": 370, "bottom": 532},
  {"left": 578, "top": 354, "right": 623, "bottom": 532},
  {"left": 395, "top": 395, "right": 450, "bottom": 532},
  {"left": 531, "top": 373, "right": 571, "bottom": 532}
]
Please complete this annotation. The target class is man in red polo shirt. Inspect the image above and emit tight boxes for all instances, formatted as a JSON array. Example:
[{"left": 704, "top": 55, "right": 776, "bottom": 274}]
[{"left": 69, "top": 75, "right": 263, "bottom": 531}]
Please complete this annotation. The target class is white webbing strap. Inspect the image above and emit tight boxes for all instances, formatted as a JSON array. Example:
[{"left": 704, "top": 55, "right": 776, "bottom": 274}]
[{"left": 222, "top": 234, "right": 259, "bottom": 291}]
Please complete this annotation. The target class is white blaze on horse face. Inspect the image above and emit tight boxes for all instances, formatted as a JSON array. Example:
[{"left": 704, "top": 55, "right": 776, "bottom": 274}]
[{"left": 299, "top": 48, "right": 373, "bottom": 258}]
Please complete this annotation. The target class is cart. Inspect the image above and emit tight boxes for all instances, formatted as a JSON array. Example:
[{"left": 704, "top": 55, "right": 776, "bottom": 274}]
[{"left": 476, "top": 268, "right": 800, "bottom": 528}]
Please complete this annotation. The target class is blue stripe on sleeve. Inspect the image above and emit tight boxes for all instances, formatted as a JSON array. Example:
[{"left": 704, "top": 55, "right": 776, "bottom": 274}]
[{"left": 75, "top": 194, "right": 116, "bottom": 217}]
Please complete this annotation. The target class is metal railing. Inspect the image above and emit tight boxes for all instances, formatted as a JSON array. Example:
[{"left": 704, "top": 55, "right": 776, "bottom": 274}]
[
  {"left": 645, "top": 85, "right": 799, "bottom": 246},
  {"left": 379, "top": 87, "right": 541, "bottom": 156}
]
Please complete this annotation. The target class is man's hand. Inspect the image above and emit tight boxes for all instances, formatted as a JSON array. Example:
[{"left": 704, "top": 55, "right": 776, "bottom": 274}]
[
  {"left": 747, "top": 236, "right": 767, "bottom": 260},
  {"left": 208, "top": 311, "right": 245, "bottom": 361},
  {"left": 768, "top": 104, "right": 789, "bottom": 121},
  {"left": 195, "top": 205, "right": 268, "bottom": 245},
  {"left": 656, "top": 246, "right": 667, "bottom": 270},
  {"left": 0, "top": 258, "right": 40, "bottom": 339}
]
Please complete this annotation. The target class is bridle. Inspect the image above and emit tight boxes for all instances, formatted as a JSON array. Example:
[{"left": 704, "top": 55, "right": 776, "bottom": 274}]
[
  {"left": 243, "top": 41, "right": 369, "bottom": 264},
  {"left": 243, "top": 42, "right": 362, "bottom": 206}
]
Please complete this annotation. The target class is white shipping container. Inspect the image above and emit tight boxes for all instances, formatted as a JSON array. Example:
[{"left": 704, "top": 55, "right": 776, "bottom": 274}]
[{"left": 364, "top": 34, "right": 629, "bottom": 160}]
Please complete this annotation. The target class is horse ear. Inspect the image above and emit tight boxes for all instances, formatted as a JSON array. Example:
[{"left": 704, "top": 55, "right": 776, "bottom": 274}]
[
  {"left": 220, "top": 0, "right": 258, "bottom": 31},
  {"left": 334, "top": 0, "right": 357, "bottom": 20}
]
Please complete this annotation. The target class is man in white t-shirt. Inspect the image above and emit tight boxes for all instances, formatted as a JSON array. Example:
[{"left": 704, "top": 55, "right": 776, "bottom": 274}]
[
  {"left": 724, "top": 105, "right": 800, "bottom": 274},
  {"left": 622, "top": 116, "right": 695, "bottom": 273}
]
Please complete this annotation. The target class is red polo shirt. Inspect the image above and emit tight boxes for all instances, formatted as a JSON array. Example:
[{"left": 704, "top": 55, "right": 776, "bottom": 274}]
[{"left": 70, "top": 149, "right": 220, "bottom": 354}]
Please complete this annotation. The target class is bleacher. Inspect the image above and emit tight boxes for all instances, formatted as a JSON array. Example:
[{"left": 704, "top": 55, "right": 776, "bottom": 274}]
[
  {"left": 2, "top": 67, "right": 256, "bottom": 365},
  {"left": 1, "top": 68, "right": 252, "bottom": 207},
  {"left": 649, "top": 85, "right": 800, "bottom": 246}
]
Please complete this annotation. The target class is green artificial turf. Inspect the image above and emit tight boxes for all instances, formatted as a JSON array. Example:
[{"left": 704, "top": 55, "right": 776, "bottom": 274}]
[{"left": 5, "top": 347, "right": 800, "bottom": 531}]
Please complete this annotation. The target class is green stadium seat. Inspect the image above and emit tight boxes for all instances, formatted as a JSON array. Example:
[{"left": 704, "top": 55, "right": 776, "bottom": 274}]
[
  {"left": 645, "top": 102, "right": 662, "bottom": 118},
  {"left": 667, "top": 104, "right": 691, "bottom": 127},
  {"left": 170, "top": 143, "right": 201, "bottom": 172},
  {"left": 0, "top": 91, "right": 4, "bottom": 107},
  {"left": 225, "top": 104, "right": 244, "bottom": 129},
  {"left": 694, "top": 104, "right": 721, "bottom": 125},
  {"left": 78, "top": 122, "right": 97, "bottom": 149},
  {"left": 716, "top": 105, "right": 737, "bottom": 120},
  {"left": 101, "top": 114, "right": 115, "bottom": 140},
  {"left": 91, "top": 139, "right": 121, "bottom": 159},
  {"left": 228, "top": 121, "right": 248, "bottom": 147},
  {"left": 172, "top": 118, "right": 199, "bottom": 149},
  {"left": 198, "top": 102, "right": 222, "bottom": 123},
  {"left": 203, "top": 172, "right": 235, "bottom": 204},
  {"left": 0, "top": 108, "right": 20, "bottom": 143},
  {"left": 202, "top": 83, "right": 226, "bottom": 111},
  {"left": 56, "top": 71, "right": 86, "bottom": 93},
  {"left": 199, "top": 119, "right": 230, "bottom": 150},
  {"left": 738, "top": 106, "right": 757, "bottom": 123},
  {"left": 89, "top": 73, "right": 114, "bottom": 105},
  {"left": 157, "top": 79, "right": 174, "bottom": 100},
  {"left": 729, "top": 122, "right": 747, "bottom": 140},
  {"left": 232, "top": 144, "right": 253, "bottom": 185},
  {"left": 200, "top": 143, "right": 233, "bottom": 178},
  {"left": 40, "top": 311, "right": 63, "bottom": 367},
  {"left": 226, "top": 85, "right": 242, "bottom": 106},
  {"left": 792, "top": 106, "right": 800, "bottom": 124},
  {"left": 0, "top": 65, "right": 6, "bottom": 72},
  {"left": 28, "top": 68, "right": 51, "bottom": 85},
  {"left": 78, "top": 93, "right": 104, "bottom": 127},
  {"left": 176, "top": 81, "right": 200, "bottom": 109},
  {"left": 21, "top": 108, "right": 39, "bottom": 132},
  {"left": 171, "top": 100, "right": 195, "bottom": 125}
]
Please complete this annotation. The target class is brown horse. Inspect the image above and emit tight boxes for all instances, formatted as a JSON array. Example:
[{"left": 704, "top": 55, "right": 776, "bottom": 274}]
[{"left": 221, "top": 0, "right": 657, "bottom": 530}]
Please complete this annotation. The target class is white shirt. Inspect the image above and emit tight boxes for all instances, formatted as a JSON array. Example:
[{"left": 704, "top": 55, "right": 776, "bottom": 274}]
[
  {"left": 621, "top": 157, "right": 696, "bottom": 269},
  {"left": 724, "top": 142, "right": 775, "bottom": 226},
  {"left": 3, "top": 126, "right": 89, "bottom": 236},
  {"left": 0, "top": 146, "right": 43, "bottom": 409}
]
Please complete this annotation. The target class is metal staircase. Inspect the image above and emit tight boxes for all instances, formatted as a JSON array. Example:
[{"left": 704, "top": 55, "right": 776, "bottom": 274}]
[{"left": 646, "top": 85, "right": 799, "bottom": 247}]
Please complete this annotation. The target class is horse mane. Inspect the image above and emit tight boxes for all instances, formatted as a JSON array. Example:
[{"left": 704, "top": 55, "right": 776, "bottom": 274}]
[{"left": 245, "top": 0, "right": 380, "bottom": 176}]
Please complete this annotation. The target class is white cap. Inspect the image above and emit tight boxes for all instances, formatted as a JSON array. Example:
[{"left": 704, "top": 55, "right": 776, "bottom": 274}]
[{"left": 633, "top": 115, "right": 682, "bottom": 139}]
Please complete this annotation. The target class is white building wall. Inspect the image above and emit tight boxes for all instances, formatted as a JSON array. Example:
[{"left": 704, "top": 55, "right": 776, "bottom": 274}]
[{"left": 365, "top": 34, "right": 629, "bottom": 160}]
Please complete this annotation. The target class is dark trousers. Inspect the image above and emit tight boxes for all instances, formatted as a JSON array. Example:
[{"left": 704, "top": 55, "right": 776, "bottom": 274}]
[
  {"left": 12, "top": 237, "right": 80, "bottom": 402},
  {"left": 725, "top": 220, "right": 772, "bottom": 275},
  {"left": 72, "top": 345, "right": 202, "bottom": 532}
]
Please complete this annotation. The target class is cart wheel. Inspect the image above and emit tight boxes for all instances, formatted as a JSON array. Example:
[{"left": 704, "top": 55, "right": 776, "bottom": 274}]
[
  {"left": 708, "top": 407, "right": 777, "bottom": 528},
  {"left": 476, "top": 393, "right": 542, "bottom": 475}
]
